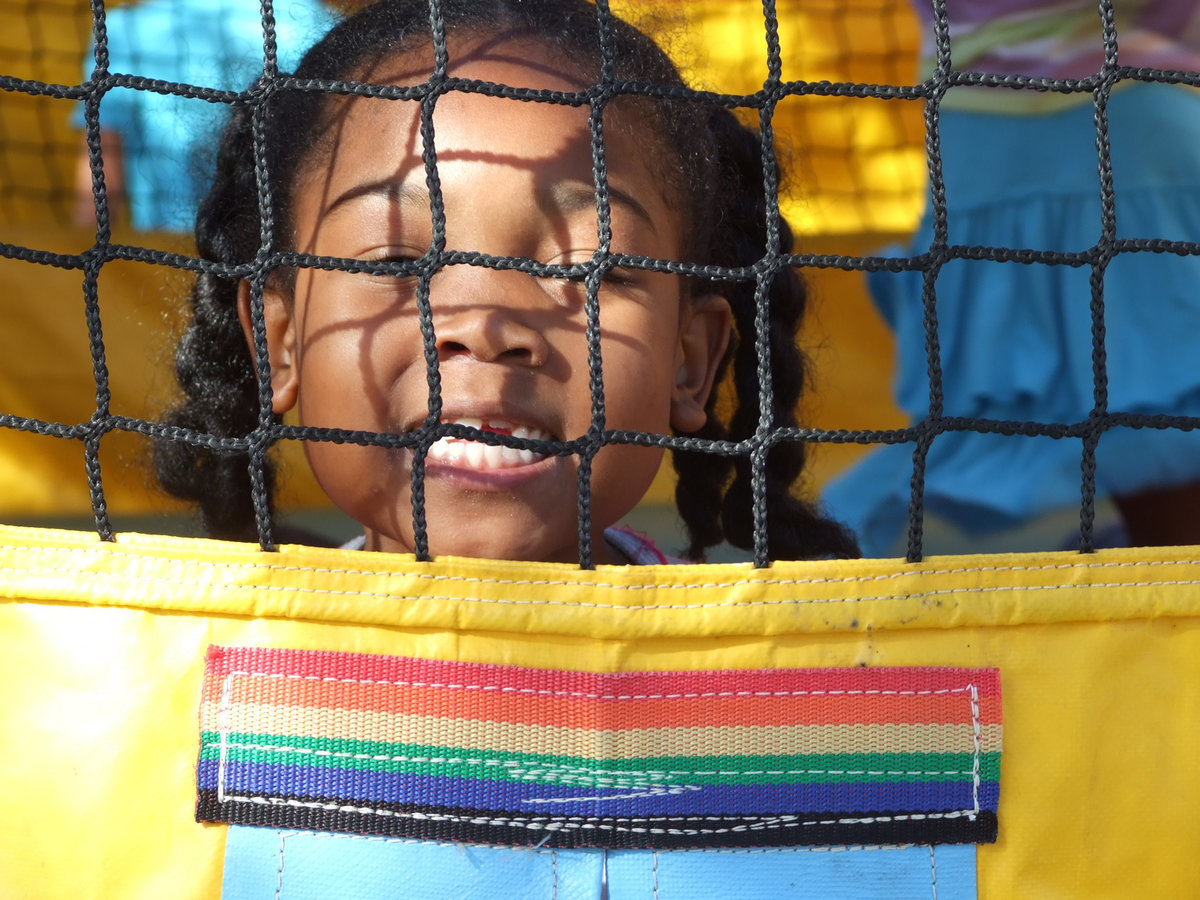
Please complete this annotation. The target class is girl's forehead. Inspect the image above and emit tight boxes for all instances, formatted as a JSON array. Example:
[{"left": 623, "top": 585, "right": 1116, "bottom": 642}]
[
  {"left": 293, "top": 32, "right": 687, "bottom": 254},
  {"left": 310, "top": 38, "right": 667, "bottom": 196},
  {"left": 359, "top": 32, "right": 594, "bottom": 93},
  {"left": 309, "top": 36, "right": 608, "bottom": 180}
]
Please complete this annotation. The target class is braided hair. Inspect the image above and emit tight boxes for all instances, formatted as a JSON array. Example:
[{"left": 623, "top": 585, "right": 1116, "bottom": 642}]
[
  {"left": 675, "top": 108, "right": 860, "bottom": 560},
  {"left": 155, "top": 0, "right": 859, "bottom": 560}
]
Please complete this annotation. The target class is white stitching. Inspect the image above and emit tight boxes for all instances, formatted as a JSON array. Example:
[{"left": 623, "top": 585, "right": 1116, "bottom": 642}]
[
  {"left": 5, "top": 543, "right": 1199, "bottom": 605},
  {"left": 6, "top": 541, "right": 1190, "bottom": 587},
  {"left": 216, "top": 673, "right": 235, "bottom": 803},
  {"left": 203, "top": 741, "right": 980, "bottom": 783},
  {"left": 274, "top": 831, "right": 290, "bottom": 900},
  {"left": 264, "top": 830, "right": 562, "bottom": 852},
  {"left": 256, "top": 833, "right": 942, "bottom": 853},
  {"left": 11, "top": 560, "right": 1200, "bottom": 609},
  {"left": 257, "top": 832, "right": 945, "bottom": 900},
  {"left": 642, "top": 844, "right": 920, "bottom": 855},
  {"left": 217, "top": 794, "right": 984, "bottom": 836},
  {"left": 969, "top": 685, "right": 982, "bottom": 817},
  {"left": 213, "top": 671, "right": 989, "bottom": 834},
  {"left": 212, "top": 670, "right": 992, "bottom": 783},
  {"left": 525, "top": 786, "right": 702, "bottom": 804},
  {"left": 218, "top": 668, "right": 983, "bottom": 700}
]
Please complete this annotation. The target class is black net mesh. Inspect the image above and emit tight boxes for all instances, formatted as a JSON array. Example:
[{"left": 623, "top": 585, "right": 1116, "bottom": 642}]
[{"left": 1, "top": 0, "right": 1198, "bottom": 566}]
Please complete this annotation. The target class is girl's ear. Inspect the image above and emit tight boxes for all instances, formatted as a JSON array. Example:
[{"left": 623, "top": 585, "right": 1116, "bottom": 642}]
[
  {"left": 236, "top": 280, "right": 299, "bottom": 414},
  {"left": 670, "top": 292, "right": 732, "bottom": 434}
]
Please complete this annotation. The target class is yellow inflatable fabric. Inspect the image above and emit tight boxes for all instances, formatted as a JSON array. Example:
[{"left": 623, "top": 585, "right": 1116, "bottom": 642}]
[{"left": 1, "top": 523, "right": 1197, "bottom": 898}]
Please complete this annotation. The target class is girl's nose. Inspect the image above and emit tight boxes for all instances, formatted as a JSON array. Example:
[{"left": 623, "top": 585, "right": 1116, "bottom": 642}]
[{"left": 432, "top": 269, "right": 551, "bottom": 367}]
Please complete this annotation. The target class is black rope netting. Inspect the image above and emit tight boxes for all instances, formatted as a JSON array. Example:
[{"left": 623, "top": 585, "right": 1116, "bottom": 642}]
[{"left": 1, "top": 0, "right": 1199, "bottom": 565}]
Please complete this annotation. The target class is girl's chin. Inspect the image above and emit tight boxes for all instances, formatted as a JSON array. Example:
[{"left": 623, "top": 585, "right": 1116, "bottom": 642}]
[
  {"left": 362, "top": 512, "right": 620, "bottom": 564},
  {"left": 347, "top": 453, "right": 634, "bottom": 563},
  {"left": 365, "top": 532, "right": 589, "bottom": 564}
]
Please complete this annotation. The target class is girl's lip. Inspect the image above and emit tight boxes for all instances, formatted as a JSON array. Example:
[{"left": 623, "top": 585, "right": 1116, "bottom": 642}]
[
  {"left": 428, "top": 417, "right": 553, "bottom": 464},
  {"left": 402, "top": 415, "right": 563, "bottom": 488},
  {"left": 419, "top": 449, "right": 564, "bottom": 492},
  {"left": 400, "top": 414, "right": 557, "bottom": 441}
]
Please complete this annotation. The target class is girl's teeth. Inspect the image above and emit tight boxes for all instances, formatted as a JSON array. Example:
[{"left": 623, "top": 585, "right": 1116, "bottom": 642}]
[{"left": 425, "top": 420, "right": 550, "bottom": 470}]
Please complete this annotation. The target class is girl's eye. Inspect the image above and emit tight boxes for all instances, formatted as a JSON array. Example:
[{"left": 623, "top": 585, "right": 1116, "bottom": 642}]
[
  {"left": 377, "top": 251, "right": 421, "bottom": 265},
  {"left": 365, "top": 251, "right": 423, "bottom": 280},
  {"left": 552, "top": 268, "right": 636, "bottom": 291},
  {"left": 546, "top": 254, "right": 640, "bottom": 288},
  {"left": 603, "top": 266, "right": 638, "bottom": 287}
]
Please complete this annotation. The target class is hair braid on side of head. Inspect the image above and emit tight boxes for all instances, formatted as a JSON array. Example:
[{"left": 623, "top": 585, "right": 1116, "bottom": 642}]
[
  {"left": 673, "top": 108, "right": 860, "bottom": 561},
  {"left": 154, "top": 104, "right": 275, "bottom": 541}
]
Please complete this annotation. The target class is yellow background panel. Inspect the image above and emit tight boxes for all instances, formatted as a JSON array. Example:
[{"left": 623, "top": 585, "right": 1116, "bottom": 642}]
[
  {"left": 657, "top": 0, "right": 926, "bottom": 238},
  {"left": 0, "top": 224, "right": 329, "bottom": 518}
]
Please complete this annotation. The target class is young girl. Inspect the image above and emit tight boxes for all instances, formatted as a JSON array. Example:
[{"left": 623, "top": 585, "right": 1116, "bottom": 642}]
[{"left": 155, "top": 0, "right": 859, "bottom": 565}]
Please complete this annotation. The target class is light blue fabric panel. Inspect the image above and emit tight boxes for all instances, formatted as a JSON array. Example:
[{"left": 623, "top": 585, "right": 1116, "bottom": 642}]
[
  {"left": 222, "top": 827, "right": 601, "bottom": 900},
  {"left": 222, "top": 827, "right": 977, "bottom": 900},
  {"left": 605, "top": 844, "right": 976, "bottom": 900}
]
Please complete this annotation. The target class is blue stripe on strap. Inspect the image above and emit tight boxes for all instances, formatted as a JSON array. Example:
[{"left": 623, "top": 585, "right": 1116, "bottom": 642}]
[{"left": 202, "top": 759, "right": 996, "bottom": 817}]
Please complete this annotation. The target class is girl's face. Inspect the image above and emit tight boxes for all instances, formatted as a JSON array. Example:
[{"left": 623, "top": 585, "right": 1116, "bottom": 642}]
[{"left": 242, "top": 36, "right": 730, "bottom": 563}]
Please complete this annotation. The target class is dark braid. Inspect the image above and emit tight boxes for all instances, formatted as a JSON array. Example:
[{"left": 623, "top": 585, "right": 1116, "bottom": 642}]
[
  {"left": 154, "top": 0, "right": 859, "bottom": 559},
  {"left": 155, "top": 103, "right": 273, "bottom": 541},
  {"left": 673, "top": 108, "right": 860, "bottom": 561}
]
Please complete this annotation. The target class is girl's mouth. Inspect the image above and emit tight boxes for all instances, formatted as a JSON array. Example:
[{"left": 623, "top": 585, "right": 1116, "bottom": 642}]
[{"left": 425, "top": 418, "right": 552, "bottom": 470}]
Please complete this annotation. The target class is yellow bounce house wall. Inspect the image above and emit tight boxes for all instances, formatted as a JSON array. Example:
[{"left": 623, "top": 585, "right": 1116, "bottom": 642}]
[{"left": 1, "top": 525, "right": 1198, "bottom": 897}]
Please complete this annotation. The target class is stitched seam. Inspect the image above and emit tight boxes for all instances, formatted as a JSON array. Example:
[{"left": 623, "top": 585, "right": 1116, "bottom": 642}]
[
  {"left": 11, "top": 563, "right": 1200, "bottom": 609},
  {"left": 216, "top": 673, "right": 235, "bottom": 803},
  {"left": 969, "top": 685, "right": 982, "bottom": 816},
  {"left": 204, "top": 742, "right": 979, "bottom": 782},
  {"left": 221, "top": 669, "right": 983, "bottom": 699},
  {"left": 525, "top": 786, "right": 703, "bottom": 804},
  {"left": 644, "top": 844, "right": 920, "bottom": 855},
  {"left": 3, "top": 542, "right": 1194, "bottom": 590},
  {"left": 259, "top": 830, "right": 562, "bottom": 852},
  {"left": 274, "top": 831, "right": 288, "bottom": 900},
  {"left": 929, "top": 844, "right": 938, "bottom": 900},
  {"left": 216, "top": 795, "right": 983, "bottom": 835},
  {"left": 214, "top": 674, "right": 987, "bottom": 826},
  {"left": 237, "top": 831, "right": 944, "bottom": 855}
]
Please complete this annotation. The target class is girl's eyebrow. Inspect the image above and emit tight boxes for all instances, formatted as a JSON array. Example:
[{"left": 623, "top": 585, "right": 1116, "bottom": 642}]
[
  {"left": 325, "top": 178, "right": 428, "bottom": 216},
  {"left": 323, "top": 177, "right": 657, "bottom": 236},
  {"left": 548, "top": 181, "right": 658, "bottom": 236}
]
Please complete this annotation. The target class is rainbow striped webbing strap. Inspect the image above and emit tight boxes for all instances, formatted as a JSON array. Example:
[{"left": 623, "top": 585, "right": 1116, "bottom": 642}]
[{"left": 196, "top": 647, "right": 1001, "bottom": 849}]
